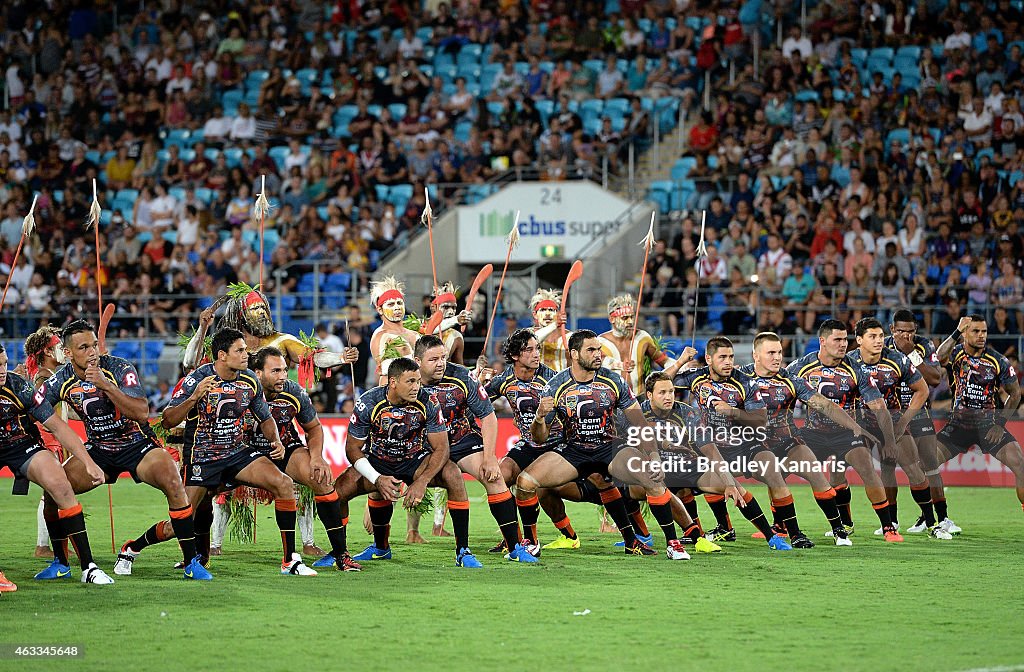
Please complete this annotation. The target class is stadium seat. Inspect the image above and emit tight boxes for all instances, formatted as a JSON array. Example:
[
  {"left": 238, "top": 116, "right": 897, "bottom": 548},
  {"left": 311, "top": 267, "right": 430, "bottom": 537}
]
[
  {"left": 221, "top": 89, "right": 244, "bottom": 114},
  {"left": 194, "top": 188, "right": 215, "bottom": 205},
  {"left": 223, "top": 148, "right": 243, "bottom": 167}
]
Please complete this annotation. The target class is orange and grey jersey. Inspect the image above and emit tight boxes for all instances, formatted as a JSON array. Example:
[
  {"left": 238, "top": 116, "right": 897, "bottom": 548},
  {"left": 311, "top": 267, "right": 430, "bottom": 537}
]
[
  {"left": 946, "top": 345, "right": 1018, "bottom": 428},
  {"left": 168, "top": 363, "right": 271, "bottom": 463},
  {"left": 249, "top": 379, "right": 318, "bottom": 453},
  {"left": 484, "top": 363, "right": 562, "bottom": 448},
  {"left": 421, "top": 362, "right": 494, "bottom": 446},
  {"left": 541, "top": 367, "right": 636, "bottom": 451},
  {"left": 786, "top": 352, "right": 882, "bottom": 430},
  {"left": 349, "top": 386, "right": 445, "bottom": 463},
  {"left": 0, "top": 371, "right": 52, "bottom": 449},
  {"left": 40, "top": 355, "right": 154, "bottom": 453}
]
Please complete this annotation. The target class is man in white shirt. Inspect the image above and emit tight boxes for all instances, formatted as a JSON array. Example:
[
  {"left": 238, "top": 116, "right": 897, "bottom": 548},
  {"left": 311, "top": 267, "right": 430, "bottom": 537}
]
[
  {"left": 596, "top": 55, "right": 624, "bottom": 99},
  {"left": 229, "top": 103, "right": 257, "bottom": 141},
  {"left": 782, "top": 26, "right": 812, "bottom": 59},
  {"left": 165, "top": 64, "right": 193, "bottom": 96},
  {"left": 150, "top": 183, "right": 179, "bottom": 232},
  {"left": 202, "top": 105, "right": 232, "bottom": 146},
  {"left": 943, "top": 20, "right": 972, "bottom": 52},
  {"left": 757, "top": 233, "right": 794, "bottom": 280},
  {"left": 145, "top": 46, "right": 174, "bottom": 82},
  {"left": 698, "top": 244, "right": 728, "bottom": 285},
  {"left": 0, "top": 110, "right": 21, "bottom": 142}
]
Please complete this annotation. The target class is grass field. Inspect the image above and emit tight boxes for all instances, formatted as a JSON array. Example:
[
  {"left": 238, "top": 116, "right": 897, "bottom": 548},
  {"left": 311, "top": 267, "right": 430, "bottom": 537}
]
[{"left": 1, "top": 482, "right": 1022, "bottom": 672}]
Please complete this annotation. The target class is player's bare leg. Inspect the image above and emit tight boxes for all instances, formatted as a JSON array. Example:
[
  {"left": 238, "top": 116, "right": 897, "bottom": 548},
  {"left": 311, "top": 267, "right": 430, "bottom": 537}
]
[
  {"left": 784, "top": 444, "right": 851, "bottom": 542},
  {"left": 458, "top": 452, "right": 527, "bottom": 555}
]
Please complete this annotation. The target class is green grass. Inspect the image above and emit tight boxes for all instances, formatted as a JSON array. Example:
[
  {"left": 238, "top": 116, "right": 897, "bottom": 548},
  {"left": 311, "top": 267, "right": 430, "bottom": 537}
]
[{"left": 1, "top": 482, "right": 1023, "bottom": 671}]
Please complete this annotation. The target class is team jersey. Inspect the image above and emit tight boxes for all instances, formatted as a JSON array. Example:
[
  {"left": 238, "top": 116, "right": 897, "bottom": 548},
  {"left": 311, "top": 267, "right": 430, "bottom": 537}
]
[
  {"left": 349, "top": 385, "right": 445, "bottom": 463},
  {"left": 40, "top": 355, "right": 154, "bottom": 453},
  {"left": 848, "top": 347, "right": 922, "bottom": 414},
  {"left": 946, "top": 345, "right": 1018, "bottom": 427},
  {"left": 1, "top": 371, "right": 54, "bottom": 448},
  {"left": 249, "top": 379, "right": 318, "bottom": 454},
  {"left": 639, "top": 397, "right": 700, "bottom": 451},
  {"left": 787, "top": 352, "right": 881, "bottom": 430},
  {"left": 421, "top": 362, "right": 494, "bottom": 445},
  {"left": 484, "top": 364, "right": 562, "bottom": 447},
  {"left": 884, "top": 335, "right": 938, "bottom": 410},
  {"left": 541, "top": 367, "right": 636, "bottom": 451},
  {"left": 167, "top": 363, "right": 271, "bottom": 463},
  {"left": 673, "top": 366, "right": 765, "bottom": 446},
  {"left": 737, "top": 363, "right": 817, "bottom": 440}
]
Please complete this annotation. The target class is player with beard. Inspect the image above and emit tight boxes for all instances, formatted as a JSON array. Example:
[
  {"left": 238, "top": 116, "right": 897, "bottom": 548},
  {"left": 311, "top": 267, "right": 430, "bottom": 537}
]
[
  {"left": 935, "top": 315, "right": 1024, "bottom": 514},
  {"left": 886, "top": 310, "right": 960, "bottom": 535},
  {"left": 523, "top": 330, "right": 696, "bottom": 560},
  {"left": 788, "top": 319, "right": 903, "bottom": 542},
  {"left": 427, "top": 281, "right": 473, "bottom": 364},
  {"left": 369, "top": 275, "right": 423, "bottom": 378},
  {"left": 741, "top": 332, "right": 876, "bottom": 545},
  {"left": 0, "top": 343, "right": 113, "bottom": 589},
  {"left": 477, "top": 329, "right": 588, "bottom": 551},
  {"left": 125, "top": 347, "right": 362, "bottom": 572},
  {"left": 33, "top": 320, "right": 210, "bottom": 581},
  {"left": 848, "top": 318, "right": 952, "bottom": 540},
  {"left": 22, "top": 325, "right": 68, "bottom": 559},
  {"left": 529, "top": 289, "right": 621, "bottom": 372},
  {"left": 398, "top": 335, "right": 538, "bottom": 563},
  {"left": 639, "top": 371, "right": 724, "bottom": 554},
  {"left": 332, "top": 357, "right": 483, "bottom": 568},
  {"left": 599, "top": 294, "right": 691, "bottom": 395},
  {"left": 162, "top": 328, "right": 315, "bottom": 577},
  {"left": 673, "top": 337, "right": 798, "bottom": 549}
]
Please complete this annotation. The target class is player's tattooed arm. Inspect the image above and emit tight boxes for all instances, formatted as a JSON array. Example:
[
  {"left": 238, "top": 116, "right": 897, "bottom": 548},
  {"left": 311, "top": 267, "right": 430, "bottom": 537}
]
[
  {"left": 162, "top": 376, "right": 216, "bottom": 428},
  {"left": 1000, "top": 380, "right": 1021, "bottom": 425},
  {"left": 531, "top": 396, "right": 555, "bottom": 444},
  {"left": 936, "top": 316, "right": 972, "bottom": 365},
  {"left": 479, "top": 411, "right": 501, "bottom": 482},
  {"left": 896, "top": 377, "right": 930, "bottom": 436},
  {"left": 713, "top": 402, "right": 767, "bottom": 427},
  {"left": 864, "top": 398, "right": 897, "bottom": 459},
  {"left": 807, "top": 392, "right": 864, "bottom": 434},
  {"left": 258, "top": 416, "right": 286, "bottom": 460},
  {"left": 623, "top": 403, "right": 659, "bottom": 455}
]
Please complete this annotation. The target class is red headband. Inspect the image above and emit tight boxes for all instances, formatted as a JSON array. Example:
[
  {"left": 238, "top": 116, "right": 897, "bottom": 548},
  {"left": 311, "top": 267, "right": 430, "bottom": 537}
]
[
  {"left": 534, "top": 300, "right": 558, "bottom": 311},
  {"left": 432, "top": 292, "right": 457, "bottom": 306},
  {"left": 376, "top": 289, "right": 404, "bottom": 307},
  {"left": 609, "top": 306, "right": 634, "bottom": 319},
  {"left": 244, "top": 291, "right": 264, "bottom": 308},
  {"left": 25, "top": 335, "right": 61, "bottom": 379}
]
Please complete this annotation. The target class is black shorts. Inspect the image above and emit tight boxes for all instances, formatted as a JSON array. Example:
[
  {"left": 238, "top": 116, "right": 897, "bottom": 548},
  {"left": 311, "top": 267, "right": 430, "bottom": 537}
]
[
  {"left": 90, "top": 439, "right": 161, "bottom": 484},
  {"left": 658, "top": 448, "right": 711, "bottom": 489},
  {"left": 938, "top": 423, "right": 1018, "bottom": 456},
  {"left": 272, "top": 444, "right": 305, "bottom": 473},
  {"left": 0, "top": 440, "right": 47, "bottom": 479},
  {"left": 555, "top": 441, "right": 624, "bottom": 477},
  {"left": 504, "top": 441, "right": 558, "bottom": 471},
  {"left": 908, "top": 414, "right": 937, "bottom": 437},
  {"left": 449, "top": 434, "right": 484, "bottom": 464},
  {"left": 798, "top": 427, "right": 868, "bottom": 461},
  {"left": 185, "top": 449, "right": 266, "bottom": 488},
  {"left": 763, "top": 435, "right": 802, "bottom": 460},
  {"left": 367, "top": 452, "right": 430, "bottom": 486}
]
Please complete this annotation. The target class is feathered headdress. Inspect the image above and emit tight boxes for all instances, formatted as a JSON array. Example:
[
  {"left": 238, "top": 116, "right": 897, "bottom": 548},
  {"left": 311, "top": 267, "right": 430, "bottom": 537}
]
[
  {"left": 530, "top": 288, "right": 561, "bottom": 313},
  {"left": 431, "top": 281, "right": 459, "bottom": 305},
  {"left": 607, "top": 294, "right": 636, "bottom": 318},
  {"left": 369, "top": 275, "right": 406, "bottom": 308}
]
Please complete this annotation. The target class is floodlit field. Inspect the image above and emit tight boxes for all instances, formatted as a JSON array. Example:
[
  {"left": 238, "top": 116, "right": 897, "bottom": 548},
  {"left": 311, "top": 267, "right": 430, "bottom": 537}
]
[{"left": 1, "top": 482, "right": 1022, "bottom": 672}]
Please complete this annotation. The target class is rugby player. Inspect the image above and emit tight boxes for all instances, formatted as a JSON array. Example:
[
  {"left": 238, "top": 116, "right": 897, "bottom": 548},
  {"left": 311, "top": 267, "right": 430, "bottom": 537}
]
[
  {"left": 0, "top": 343, "right": 113, "bottom": 588},
  {"left": 787, "top": 320, "right": 903, "bottom": 542},
  {"left": 411, "top": 335, "right": 537, "bottom": 562},
  {"left": 741, "top": 331, "right": 867, "bottom": 545},
  {"left": 333, "top": 356, "right": 483, "bottom": 568},
  {"left": 35, "top": 320, "right": 208, "bottom": 580},
  {"left": 848, "top": 318, "right": 952, "bottom": 539},
  {"left": 887, "top": 310, "right": 960, "bottom": 534},
  {"left": 674, "top": 337, "right": 798, "bottom": 549},
  {"left": 162, "top": 328, "right": 314, "bottom": 576},
  {"left": 523, "top": 330, "right": 704, "bottom": 560},
  {"left": 935, "top": 316, "right": 1024, "bottom": 514}
]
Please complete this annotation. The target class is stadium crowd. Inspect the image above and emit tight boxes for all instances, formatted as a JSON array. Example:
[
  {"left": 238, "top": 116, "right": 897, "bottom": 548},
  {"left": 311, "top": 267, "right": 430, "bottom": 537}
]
[{"left": 0, "top": 0, "right": 1021, "bottom": 378}]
